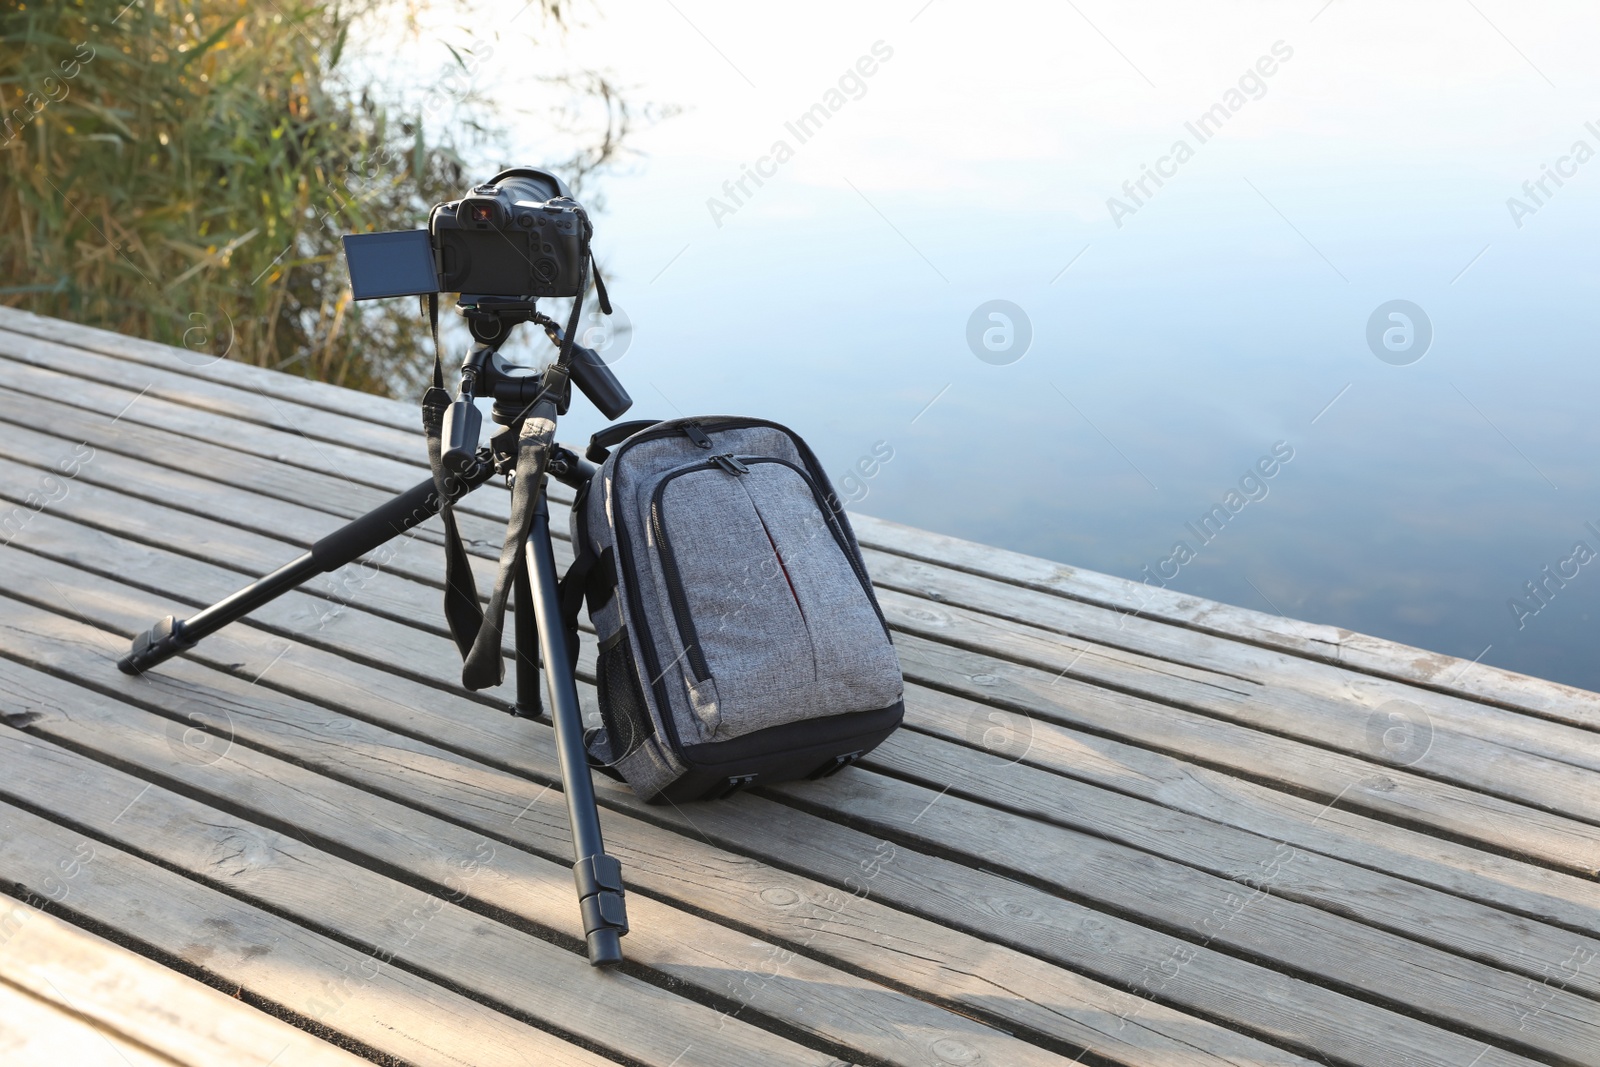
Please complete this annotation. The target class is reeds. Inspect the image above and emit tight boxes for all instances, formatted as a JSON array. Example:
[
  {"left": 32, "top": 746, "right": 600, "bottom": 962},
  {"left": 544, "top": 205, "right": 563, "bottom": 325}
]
[{"left": 0, "top": 0, "right": 586, "bottom": 397}]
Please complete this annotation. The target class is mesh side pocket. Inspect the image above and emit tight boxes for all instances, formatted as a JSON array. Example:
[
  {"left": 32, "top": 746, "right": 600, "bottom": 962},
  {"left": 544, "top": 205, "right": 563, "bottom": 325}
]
[{"left": 596, "top": 628, "right": 652, "bottom": 763}]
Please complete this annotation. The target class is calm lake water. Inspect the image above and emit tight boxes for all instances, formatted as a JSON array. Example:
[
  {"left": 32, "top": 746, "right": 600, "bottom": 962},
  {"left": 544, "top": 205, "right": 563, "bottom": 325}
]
[{"left": 403, "top": 1, "right": 1600, "bottom": 690}]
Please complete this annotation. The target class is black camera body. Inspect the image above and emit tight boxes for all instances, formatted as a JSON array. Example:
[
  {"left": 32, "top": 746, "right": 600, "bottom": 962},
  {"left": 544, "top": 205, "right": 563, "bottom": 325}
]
[
  {"left": 343, "top": 166, "right": 590, "bottom": 302},
  {"left": 431, "top": 168, "right": 587, "bottom": 298}
]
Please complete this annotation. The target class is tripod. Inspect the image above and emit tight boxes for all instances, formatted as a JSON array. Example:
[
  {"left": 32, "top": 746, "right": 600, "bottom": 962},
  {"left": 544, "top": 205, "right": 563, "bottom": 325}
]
[{"left": 118, "top": 300, "right": 633, "bottom": 966}]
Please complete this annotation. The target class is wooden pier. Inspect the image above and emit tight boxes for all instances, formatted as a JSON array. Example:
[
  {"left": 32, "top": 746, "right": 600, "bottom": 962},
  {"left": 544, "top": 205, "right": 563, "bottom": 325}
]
[{"left": 0, "top": 305, "right": 1597, "bottom": 1067}]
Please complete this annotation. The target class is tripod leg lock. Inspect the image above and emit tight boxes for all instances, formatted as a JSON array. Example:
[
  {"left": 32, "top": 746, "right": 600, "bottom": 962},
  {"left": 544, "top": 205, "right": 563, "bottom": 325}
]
[
  {"left": 118, "top": 616, "right": 194, "bottom": 676},
  {"left": 573, "top": 853, "right": 629, "bottom": 958}
]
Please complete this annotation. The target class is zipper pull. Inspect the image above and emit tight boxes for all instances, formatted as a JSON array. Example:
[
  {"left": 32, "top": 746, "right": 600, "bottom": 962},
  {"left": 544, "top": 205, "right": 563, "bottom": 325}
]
[
  {"left": 711, "top": 453, "right": 749, "bottom": 475},
  {"left": 682, "top": 421, "right": 713, "bottom": 449}
]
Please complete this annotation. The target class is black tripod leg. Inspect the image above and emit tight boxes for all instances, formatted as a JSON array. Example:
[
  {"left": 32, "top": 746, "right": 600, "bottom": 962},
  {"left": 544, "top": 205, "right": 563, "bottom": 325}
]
[
  {"left": 524, "top": 494, "right": 628, "bottom": 966},
  {"left": 119, "top": 456, "right": 496, "bottom": 675},
  {"left": 511, "top": 559, "right": 542, "bottom": 719}
]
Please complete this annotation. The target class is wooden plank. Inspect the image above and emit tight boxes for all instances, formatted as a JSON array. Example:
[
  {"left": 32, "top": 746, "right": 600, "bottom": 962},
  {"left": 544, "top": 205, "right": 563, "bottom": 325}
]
[
  {"left": 12, "top": 468, "right": 1597, "bottom": 884},
  {"left": 0, "top": 981, "right": 174, "bottom": 1067},
  {"left": 0, "top": 804, "right": 618, "bottom": 1067},
  {"left": 0, "top": 414, "right": 501, "bottom": 601},
  {"left": 892, "top": 630, "right": 1600, "bottom": 876},
  {"left": 897, "top": 680, "right": 1600, "bottom": 939},
  {"left": 0, "top": 554, "right": 1547, "bottom": 1067},
  {"left": 0, "top": 386, "right": 523, "bottom": 569},
  {"left": 10, "top": 374, "right": 1593, "bottom": 808},
  {"left": 0, "top": 353, "right": 514, "bottom": 527},
  {"left": 11, "top": 458, "right": 1600, "bottom": 965},
  {"left": 1, "top": 507, "right": 520, "bottom": 728},
  {"left": 8, "top": 394, "right": 1592, "bottom": 948},
  {"left": 0, "top": 460, "right": 506, "bottom": 697},
  {"left": 849, "top": 511, "right": 1600, "bottom": 730},
  {"left": 0, "top": 684, "right": 853, "bottom": 1067},
  {"left": 12, "top": 364, "right": 1600, "bottom": 876},
  {"left": 863, "top": 727, "right": 1600, "bottom": 995},
  {"left": 12, "top": 313, "right": 1600, "bottom": 1062},
  {"left": 0, "top": 387, "right": 464, "bottom": 552},
  {"left": 0, "top": 304, "right": 426, "bottom": 428},
  {"left": 0, "top": 674, "right": 1174, "bottom": 1067},
  {"left": 606, "top": 786, "right": 1546, "bottom": 1067},
  {"left": 25, "top": 313, "right": 1587, "bottom": 806},
  {"left": 0, "top": 585, "right": 1323, "bottom": 1067},
  {"left": 18, "top": 457, "right": 1600, "bottom": 1011},
  {"left": 12, "top": 342, "right": 1600, "bottom": 819},
  {"left": 865, "top": 553, "right": 1600, "bottom": 778},
  {"left": 15, "top": 489, "right": 1600, "bottom": 953},
  {"left": 0, "top": 321, "right": 419, "bottom": 460},
  {"left": 0, "top": 451, "right": 494, "bottom": 666},
  {"left": 7, "top": 306, "right": 1589, "bottom": 730},
  {"left": 0, "top": 899, "right": 367, "bottom": 1067},
  {"left": 9, "top": 425, "right": 1587, "bottom": 1005},
  {"left": 0, "top": 726, "right": 890, "bottom": 1067},
  {"left": 767, "top": 768, "right": 1600, "bottom": 1064},
  {"left": 872, "top": 587, "right": 1600, "bottom": 821}
]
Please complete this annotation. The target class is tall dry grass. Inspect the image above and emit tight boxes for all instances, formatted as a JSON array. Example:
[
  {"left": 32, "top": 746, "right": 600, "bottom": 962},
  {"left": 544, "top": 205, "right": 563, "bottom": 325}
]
[{"left": 0, "top": 0, "right": 621, "bottom": 396}]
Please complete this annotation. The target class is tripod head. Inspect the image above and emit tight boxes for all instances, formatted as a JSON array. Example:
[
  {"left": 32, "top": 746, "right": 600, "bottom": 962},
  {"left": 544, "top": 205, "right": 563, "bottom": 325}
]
[
  {"left": 437, "top": 296, "right": 632, "bottom": 485},
  {"left": 457, "top": 295, "right": 631, "bottom": 416}
]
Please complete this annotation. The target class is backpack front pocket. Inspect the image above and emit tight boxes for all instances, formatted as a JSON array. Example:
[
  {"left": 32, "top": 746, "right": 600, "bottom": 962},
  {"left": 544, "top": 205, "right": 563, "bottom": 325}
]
[{"left": 649, "top": 457, "right": 898, "bottom": 741}]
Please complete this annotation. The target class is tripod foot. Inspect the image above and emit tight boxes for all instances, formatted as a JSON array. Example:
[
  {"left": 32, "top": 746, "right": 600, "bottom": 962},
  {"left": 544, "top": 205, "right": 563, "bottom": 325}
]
[
  {"left": 508, "top": 702, "right": 544, "bottom": 720},
  {"left": 574, "top": 854, "right": 628, "bottom": 966},
  {"left": 118, "top": 616, "right": 194, "bottom": 675},
  {"left": 586, "top": 930, "right": 624, "bottom": 967}
]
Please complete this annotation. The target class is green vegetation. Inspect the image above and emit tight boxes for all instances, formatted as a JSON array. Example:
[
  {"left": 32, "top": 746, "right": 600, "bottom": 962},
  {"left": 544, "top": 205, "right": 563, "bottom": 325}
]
[{"left": 0, "top": 0, "right": 618, "bottom": 395}]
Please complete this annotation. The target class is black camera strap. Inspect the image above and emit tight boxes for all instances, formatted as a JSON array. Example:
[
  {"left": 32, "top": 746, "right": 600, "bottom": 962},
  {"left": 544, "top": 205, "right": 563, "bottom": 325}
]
[
  {"left": 589, "top": 250, "right": 612, "bottom": 315},
  {"left": 421, "top": 291, "right": 486, "bottom": 661}
]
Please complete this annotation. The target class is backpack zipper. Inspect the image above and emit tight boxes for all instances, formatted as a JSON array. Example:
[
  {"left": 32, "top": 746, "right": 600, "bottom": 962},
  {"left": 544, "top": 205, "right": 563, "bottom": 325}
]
[
  {"left": 649, "top": 472, "right": 714, "bottom": 683},
  {"left": 682, "top": 421, "right": 714, "bottom": 449}
]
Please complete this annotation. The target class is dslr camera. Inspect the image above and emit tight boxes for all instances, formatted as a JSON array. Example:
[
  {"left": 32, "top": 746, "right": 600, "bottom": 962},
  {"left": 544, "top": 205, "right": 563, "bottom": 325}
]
[{"left": 343, "top": 167, "right": 589, "bottom": 301}]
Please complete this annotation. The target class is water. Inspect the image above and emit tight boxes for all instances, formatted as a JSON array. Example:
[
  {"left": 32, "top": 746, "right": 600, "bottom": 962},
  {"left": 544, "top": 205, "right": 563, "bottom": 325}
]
[{"left": 402, "top": 1, "right": 1600, "bottom": 691}]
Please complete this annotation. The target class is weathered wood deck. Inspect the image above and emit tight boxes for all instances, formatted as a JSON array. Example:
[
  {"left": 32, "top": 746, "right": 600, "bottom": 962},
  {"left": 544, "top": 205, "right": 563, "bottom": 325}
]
[{"left": 0, "top": 305, "right": 1597, "bottom": 1067}]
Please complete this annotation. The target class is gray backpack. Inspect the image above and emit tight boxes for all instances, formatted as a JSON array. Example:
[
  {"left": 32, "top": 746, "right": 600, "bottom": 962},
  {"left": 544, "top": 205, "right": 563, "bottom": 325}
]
[{"left": 560, "top": 416, "right": 904, "bottom": 802}]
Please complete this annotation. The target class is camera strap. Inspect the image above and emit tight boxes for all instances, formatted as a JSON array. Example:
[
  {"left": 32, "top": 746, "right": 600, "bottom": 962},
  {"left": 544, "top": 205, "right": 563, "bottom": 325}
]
[
  {"left": 589, "top": 250, "right": 612, "bottom": 314},
  {"left": 421, "top": 291, "right": 486, "bottom": 662}
]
